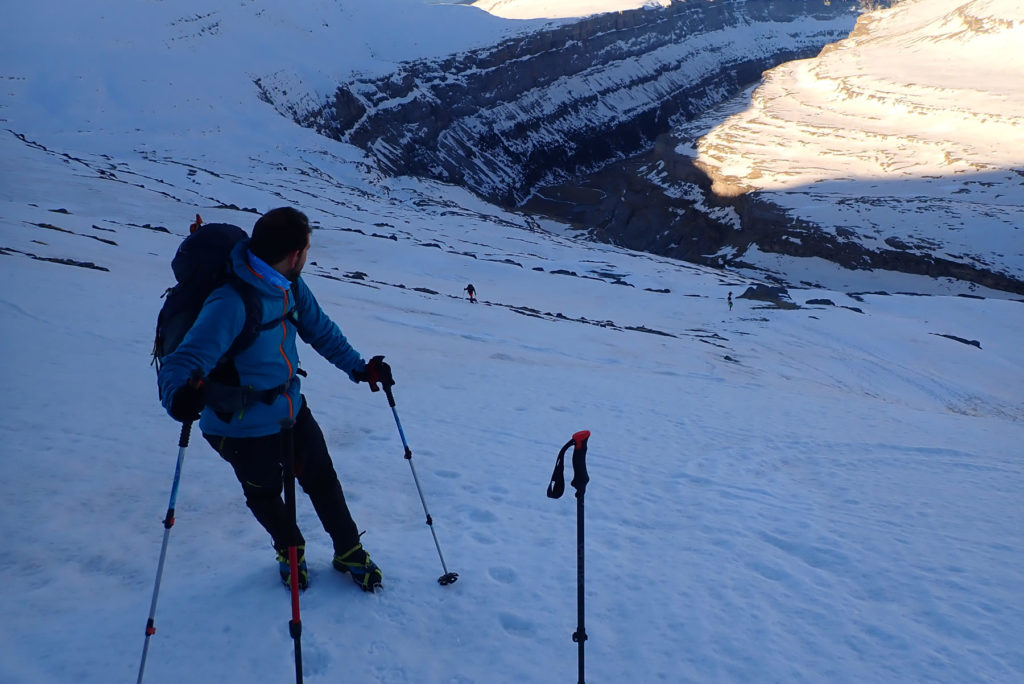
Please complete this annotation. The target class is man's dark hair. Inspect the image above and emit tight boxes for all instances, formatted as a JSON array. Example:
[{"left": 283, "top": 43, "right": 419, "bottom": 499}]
[{"left": 249, "top": 207, "right": 311, "bottom": 264}]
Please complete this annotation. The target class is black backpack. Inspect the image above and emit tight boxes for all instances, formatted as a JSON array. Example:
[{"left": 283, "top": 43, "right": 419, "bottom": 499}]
[
  {"left": 153, "top": 219, "right": 303, "bottom": 416},
  {"left": 152, "top": 221, "right": 265, "bottom": 374}
]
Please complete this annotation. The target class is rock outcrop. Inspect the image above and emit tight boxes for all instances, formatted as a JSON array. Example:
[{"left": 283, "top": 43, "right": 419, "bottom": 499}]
[
  {"left": 524, "top": 0, "right": 1024, "bottom": 295},
  {"left": 305, "top": 0, "right": 861, "bottom": 206}
]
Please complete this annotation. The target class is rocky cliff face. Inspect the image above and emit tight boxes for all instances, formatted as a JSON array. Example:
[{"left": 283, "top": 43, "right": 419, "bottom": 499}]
[
  {"left": 525, "top": 125, "right": 1024, "bottom": 296},
  {"left": 525, "top": 0, "right": 1024, "bottom": 295},
  {"left": 304, "top": 0, "right": 861, "bottom": 206}
]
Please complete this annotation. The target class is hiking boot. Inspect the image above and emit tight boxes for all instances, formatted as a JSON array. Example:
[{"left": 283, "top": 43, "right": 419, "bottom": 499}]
[
  {"left": 332, "top": 543, "right": 383, "bottom": 592},
  {"left": 276, "top": 545, "right": 308, "bottom": 591}
]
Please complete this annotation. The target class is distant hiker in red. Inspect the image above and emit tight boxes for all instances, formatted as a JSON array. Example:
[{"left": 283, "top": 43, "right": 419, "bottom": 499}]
[{"left": 465, "top": 283, "right": 476, "bottom": 303}]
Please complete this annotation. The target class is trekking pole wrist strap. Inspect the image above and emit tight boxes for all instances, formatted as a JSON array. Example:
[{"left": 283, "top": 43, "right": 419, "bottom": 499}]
[{"left": 547, "top": 430, "right": 590, "bottom": 499}]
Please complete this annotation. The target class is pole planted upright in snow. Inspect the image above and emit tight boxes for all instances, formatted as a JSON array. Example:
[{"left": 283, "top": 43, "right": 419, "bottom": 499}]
[
  {"left": 547, "top": 430, "right": 591, "bottom": 684},
  {"left": 137, "top": 420, "right": 192, "bottom": 684},
  {"left": 280, "top": 418, "right": 304, "bottom": 684}
]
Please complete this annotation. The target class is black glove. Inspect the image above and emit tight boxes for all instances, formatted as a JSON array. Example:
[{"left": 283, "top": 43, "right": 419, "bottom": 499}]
[
  {"left": 169, "top": 380, "right": 206, "bottom": 422},
  {"left": 353, "top": 355, "right": 394, "bottom": 392}
]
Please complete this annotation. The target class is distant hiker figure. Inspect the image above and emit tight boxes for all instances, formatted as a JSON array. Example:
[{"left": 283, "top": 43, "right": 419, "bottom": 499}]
[
  {"left": 158, "top": 207, "right": 386, "bottom": 593},
  {"left": 465, "top": 283, "right": 476, "bottom": 303},
  {"left": 728, "top": 291, "right": 733, "bottom": 311}
]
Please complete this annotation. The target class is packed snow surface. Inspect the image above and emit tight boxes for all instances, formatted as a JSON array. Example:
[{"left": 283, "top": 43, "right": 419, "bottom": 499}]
[
  {"left": 474, "top": 0, "right": 671, "bottom": 19},
  {"left": 1, "top": 1, "right": 1022, "bottom": 683}
]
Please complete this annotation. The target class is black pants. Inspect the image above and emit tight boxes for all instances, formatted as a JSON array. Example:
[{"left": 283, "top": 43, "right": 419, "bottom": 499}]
[{"left": 204, "top": 398, "right": 360, "bottom": 555}]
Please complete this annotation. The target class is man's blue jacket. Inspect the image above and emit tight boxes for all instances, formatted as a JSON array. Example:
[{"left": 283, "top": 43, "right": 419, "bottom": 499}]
[{"left": 158, "top": 241, "right": 366, "bottom": 437}]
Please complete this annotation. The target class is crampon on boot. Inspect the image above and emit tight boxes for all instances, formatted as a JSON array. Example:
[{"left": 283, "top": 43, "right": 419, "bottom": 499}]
[
  {"left": 276, "top": 545, "right": 308, "bottom": 591},
  {"left": 332, "top": 543, "right": 382, "bottom": 592}
]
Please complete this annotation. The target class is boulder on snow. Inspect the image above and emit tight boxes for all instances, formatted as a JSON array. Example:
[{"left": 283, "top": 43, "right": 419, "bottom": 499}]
[{"left": 738, "top": 284, "right": 795, "bottom": 307}]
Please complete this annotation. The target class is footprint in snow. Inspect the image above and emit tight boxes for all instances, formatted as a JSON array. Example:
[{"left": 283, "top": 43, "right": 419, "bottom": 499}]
[
  {"left": 488, "top": 566, "right": 517, "bottom": 584},
  {"left": 499, "top": 612, "right": 537, "bottom": 637},
  {"left": 298, "top": 635, "right": 330, "bottom": 675},
  {"left": 472, "top": 531, "right": 497, "bottom": 545},
  {"left": 464, "top": 507, "right": 498, "bottom": 523}
]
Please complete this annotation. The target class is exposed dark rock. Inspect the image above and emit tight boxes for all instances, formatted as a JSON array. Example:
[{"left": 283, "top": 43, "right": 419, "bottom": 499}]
[
  {"left": 932, "top": 333, "right": 981, "bottom": 349},
  {"left": 485, "top": 258, "right": 523, "bottom": 267},
  {"left": 33, "top": 222, "right": 73, "bottom": 234},
  {"left": 212, "top": 203, "right": 260, "bottom": 214},
  {"left": 543, "top": 142, "right": 1024, "bottom": 295},
  {"left": 739, "top": 285, "right": 792, "bottom": 303},
  {"left": 137, "top": 223, "right": 171, "bottom": 233},
  {"left": 1, "top": 246, "right": 109, "bottom": 272},
  {"left": 625, "top": 325, "right": 675, "bottom": 337},
  {"left": 303, "top": 0, "right": 860, "bottom": 207}
]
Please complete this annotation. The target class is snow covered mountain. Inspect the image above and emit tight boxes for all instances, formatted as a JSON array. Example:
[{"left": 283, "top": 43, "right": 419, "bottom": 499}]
[
  {"left": 527, "top": 0, "right": 1024, "bottom": 295},
  {"left": 297, "top": 0, "right": 861, "bottom": 206},
  {"left": 1, "top": 1, "right": 1023, "bottom": 683},
  {"left": 473, "top": 0, "right": 673, "bottom": 20}
]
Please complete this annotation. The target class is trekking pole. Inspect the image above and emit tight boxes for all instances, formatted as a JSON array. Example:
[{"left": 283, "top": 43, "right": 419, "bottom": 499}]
[
  {"left": 137, "top": 420, "right": 192, "bottom": 684},
  {"left": 367, "top": 356, "right": 458, "bottom": 586},
  {"left": 547, "top": 430, "right": 591, "bottom": 684},
  {"left": 280, "top": 418, "right": 303, "bottom": 684}
]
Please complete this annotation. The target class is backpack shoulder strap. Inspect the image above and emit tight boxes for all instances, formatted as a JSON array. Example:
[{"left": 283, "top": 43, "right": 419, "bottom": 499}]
[
  {"left": 222, "top": 275, "right": 264, "bottom": 359},
  {"left": 222, "top": 276, "right": 299, "bottom": 359}
]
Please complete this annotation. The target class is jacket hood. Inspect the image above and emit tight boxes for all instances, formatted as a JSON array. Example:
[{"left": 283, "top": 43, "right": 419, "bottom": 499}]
[{"left": 229, "top": 240, "right": 292, "bottom": 296}]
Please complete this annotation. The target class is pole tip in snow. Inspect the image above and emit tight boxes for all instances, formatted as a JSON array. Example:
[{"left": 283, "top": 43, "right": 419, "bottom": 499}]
[{"left": 438, "top": 572, "right": 459, "bottom": 586}]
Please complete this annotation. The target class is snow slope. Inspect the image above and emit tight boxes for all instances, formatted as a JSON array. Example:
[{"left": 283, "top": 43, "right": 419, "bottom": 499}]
[
  {"left": 690, "top": 0, "right": 1024, "bottom": 285},
  {"left": 1, "top": 1, "right": 1023, "bottom": 683},
  {"left": 474, "top": 0, "right": 671, "bottom": 19},
  {"left": 697, "top": 0, "right": 1024, "bottom": 190}
]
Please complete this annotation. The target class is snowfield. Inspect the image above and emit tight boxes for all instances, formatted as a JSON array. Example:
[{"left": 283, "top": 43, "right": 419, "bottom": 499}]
[
  {"left": 473, "top": 0, "right": 672, "bottom": 20},
  {"left": 1, "top": 1, "right": 1022, "bottom": 683}
]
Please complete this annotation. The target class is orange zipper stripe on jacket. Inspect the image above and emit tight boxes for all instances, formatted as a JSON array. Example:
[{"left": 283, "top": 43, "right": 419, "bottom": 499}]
[
  {"left": 279, "top": 287, "right": 295, "bottom": 421},
  {"left": 246, "top": 262, "right": 296, "bottom": 420}
]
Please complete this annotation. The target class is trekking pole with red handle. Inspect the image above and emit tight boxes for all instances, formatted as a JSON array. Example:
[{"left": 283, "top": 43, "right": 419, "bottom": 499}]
[
  {"left": 547, "top": 430, "right": 592, "bottom": 684},
  {"left": 280, "top": 417, "right": 304, "bottom": 684}
]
